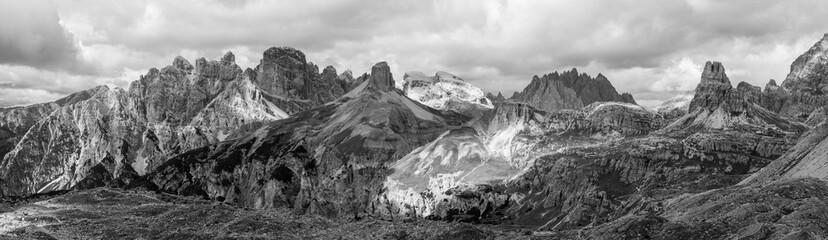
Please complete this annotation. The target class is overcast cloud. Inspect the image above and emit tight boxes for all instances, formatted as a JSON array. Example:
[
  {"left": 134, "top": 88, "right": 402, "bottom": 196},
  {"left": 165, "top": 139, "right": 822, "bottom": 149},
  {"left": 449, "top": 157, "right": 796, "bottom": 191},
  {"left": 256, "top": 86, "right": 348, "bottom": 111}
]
[{"left": 1, "top": 0, "right": 827, "bottom": 107}]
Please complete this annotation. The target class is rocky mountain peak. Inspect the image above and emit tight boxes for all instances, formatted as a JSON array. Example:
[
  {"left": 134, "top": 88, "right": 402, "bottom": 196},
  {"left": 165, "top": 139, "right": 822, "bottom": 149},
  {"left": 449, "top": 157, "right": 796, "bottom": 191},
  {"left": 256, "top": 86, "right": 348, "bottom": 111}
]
[
  {"left": 262, "top": 46, "right": 306, "bottom": 65},
  {"left": 339, "top": 69, "right": 353, "bottom": 80},
  {"left": 737, "top": 81, "right": 760, "bottom": 92},
  {"left": 486, "top": 92, "right": 507, "bottom": 104},
  {"left": 254, "top": 47, "right": 310, "bottom": 100},
  {"left": 688, "top": 61, "right": 735, "bottom": 112},
  {"left": 752, "top": 34, "right": 828, "bottom": 120},
  {"left": 401, "top": 70, "right": 493, "bottom": 115},
  {"left": 368, "top": 62, "right": 395, "bottom": 91},
  {"left": 765, "top": 79, "right": 779, "bottom": 89},
  {"left": 701, "top": 61, "right": 730, "bottom": 85},
  {"left": 434, "top": 71, "right": 462, "bottom": 81},
  {"left": 673, "top": 61, "right": 807, "bottom": 133},
  {"left": 512, "top": 68, "right": 636, "bottom": 111},
  {"left": 322, "top": 65, "right": 337, "bottom": 76},
  {"left": 806, "top": 107, "right": 827, "bottom": 126},
  {"left": 172, "top": 56, "right": 193, "bottom": 73},
  {"left": 221, "top": 51, "right": 235, "bottom": 66},
  {"left": 782, "top": 33, "right": 828, "bottom": 92}
]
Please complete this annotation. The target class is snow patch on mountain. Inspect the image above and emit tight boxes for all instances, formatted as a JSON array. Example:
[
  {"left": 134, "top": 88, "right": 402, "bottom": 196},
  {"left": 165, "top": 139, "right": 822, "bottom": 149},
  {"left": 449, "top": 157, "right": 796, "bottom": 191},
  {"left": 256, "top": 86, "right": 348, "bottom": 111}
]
[
  {"left": 653, "top": 91, "right": 694, "bottom": 114},
  {"left": 402, "top": 71, "right": 493, "bottom": 111}
]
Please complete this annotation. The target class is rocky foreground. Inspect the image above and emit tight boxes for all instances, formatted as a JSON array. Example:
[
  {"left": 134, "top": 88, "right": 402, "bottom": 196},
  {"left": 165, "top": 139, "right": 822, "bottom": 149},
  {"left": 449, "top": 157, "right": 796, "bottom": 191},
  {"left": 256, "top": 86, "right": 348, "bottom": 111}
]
[{"left": 0, "top": 188, "right": 515, "bottom": 240}]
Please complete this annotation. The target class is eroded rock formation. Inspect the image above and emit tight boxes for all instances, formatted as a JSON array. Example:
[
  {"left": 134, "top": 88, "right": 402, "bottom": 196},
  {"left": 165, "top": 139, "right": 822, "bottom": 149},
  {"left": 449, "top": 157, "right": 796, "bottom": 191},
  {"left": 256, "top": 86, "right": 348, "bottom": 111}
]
[
  {"left": 0, "top": 47, "right": 358, "bottom": 196},
  {"left": 511, "top": 69, "right": 636, "bottom": 112},
  {"left": 145, "top": 62, "right": 467, "bottom": 218},
  {"left": 402, "top": 71, "right": 493, "bottom": 117}
]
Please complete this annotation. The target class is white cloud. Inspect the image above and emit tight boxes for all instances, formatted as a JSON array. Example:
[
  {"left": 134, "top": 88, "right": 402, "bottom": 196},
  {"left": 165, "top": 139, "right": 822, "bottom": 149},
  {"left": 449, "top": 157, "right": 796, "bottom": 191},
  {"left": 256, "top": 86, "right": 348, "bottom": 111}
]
[{"left": 0, "top": 0, "right": 92, "bottom": 73}]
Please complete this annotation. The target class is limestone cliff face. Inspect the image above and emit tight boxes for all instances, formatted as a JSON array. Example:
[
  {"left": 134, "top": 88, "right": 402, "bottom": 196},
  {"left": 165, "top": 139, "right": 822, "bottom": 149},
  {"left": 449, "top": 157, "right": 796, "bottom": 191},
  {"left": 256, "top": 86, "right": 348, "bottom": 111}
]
[
  {"left": 0, "top": 88, "right": 101, "bottom": 160},
  {"left": 0, "top": 47, "right": 356, "bottom": 196},
  {"left": 753, "top": 34, "right": 828, "bottom": 122},
  {"left": 485, "top": 92, "right": 507, "bottom": 106},
  {"left": 252, "top": 47, "right": 361, "bottom": 114},
  {"left": 402, "top": 71, "right": 493, "bottom": 117},
  {"left": 511, "top": 69, "right": 636, "bottom": 112},
  {"left": 146, "top": 62, "right": 466, "bottom": 218},
  {"left": 742, "top": 119, "right": 828, "bottom": 185},
  {"left": 493, "top": 61, "right": 806, "bottom": 231},
  {"left": 376, "top": 99, "right": 666, "bottom": 222},
  {"left": 0, "top": 86, "right": 132, "bottom": 195},
  {"left": 663, "top": 61, "right": 807, "bottom": 135},
  {"left": 376, "top": 60, "right": 806, "bottom": 229}
]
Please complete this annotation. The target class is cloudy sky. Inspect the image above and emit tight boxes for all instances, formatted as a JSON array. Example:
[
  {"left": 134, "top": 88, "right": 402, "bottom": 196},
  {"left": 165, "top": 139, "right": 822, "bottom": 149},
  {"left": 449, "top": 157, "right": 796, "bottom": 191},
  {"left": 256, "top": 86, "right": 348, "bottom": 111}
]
[{"left": 1, "top": 0, "right": 827, "bottom": 107}]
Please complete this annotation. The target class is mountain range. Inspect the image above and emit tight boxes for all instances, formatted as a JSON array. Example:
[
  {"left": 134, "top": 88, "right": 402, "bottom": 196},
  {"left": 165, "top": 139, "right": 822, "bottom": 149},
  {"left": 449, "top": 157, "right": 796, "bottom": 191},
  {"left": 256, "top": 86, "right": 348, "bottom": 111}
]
[{"left": 2, "top": 34, "right": 828, "bottom": 239}]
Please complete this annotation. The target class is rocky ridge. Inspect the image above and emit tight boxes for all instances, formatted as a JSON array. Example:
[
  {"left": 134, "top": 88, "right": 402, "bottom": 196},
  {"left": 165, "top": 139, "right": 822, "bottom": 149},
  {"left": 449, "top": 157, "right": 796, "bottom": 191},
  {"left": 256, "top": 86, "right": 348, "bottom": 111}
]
[
  {"left": 145, "top": 62, "right": 467, "bottom": 219},
  {"left": 0, "top": 88, "right": 102, "bottom": 163},
  {"left": 375, "top": 59, "right": 809, "bottom": 232},
  {"left": 0, "top": 47, "right": 359, "bottom": 196},
  {"left": 754, "top": 34, "right": 828, "bottom": 122},
  {"left": 402, "top": 71, "right": 493, "bottom": 116},
  {"left": 660, "top": 61, "right": 807, "bottom": 135},
  {"left": 511, "top": 69, "right": 636, "bottom": 112}
]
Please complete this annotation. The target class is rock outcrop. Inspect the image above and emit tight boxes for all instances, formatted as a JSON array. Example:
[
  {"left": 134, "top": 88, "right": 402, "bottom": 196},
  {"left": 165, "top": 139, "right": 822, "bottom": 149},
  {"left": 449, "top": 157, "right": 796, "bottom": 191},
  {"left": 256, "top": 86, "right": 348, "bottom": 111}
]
[
  {"left": 806, "top": 107, "right": 827, "bottom": 126},
  {"left": 661, "top": 61, "right": 808, "bottom": 135},
  {"left": 145, "top": 62, "right": 467, "bottom": 218},
  {"left": 377, "top": 99, "right": 668, "bottom": 222},
  {"left": 652, "top": 91, "right": 694, "bottom": 121},
  {"left": 754, "top": 34, "right": 828, "bottom": 122},
  {"left": 741, "top": 119, "right": 828, "bottom": 184},
  {"left": 387, "top": 60, "right": 806, "bottom": 230},
  {"left": 402, "top": 71, "right": 493, "bottom": 116},
  {"left": 0, "top": 47, "right": 356, "bottom": 196},
  {"left": 511, "top": 69, "right": 636, "bottom": 112},
  {"left": 485, "top": 92, "right": 507, "bottom": 106},
  {"left": 0, "top": 88, "right": 101, "bottom": 160},
  {"left": 0, "top": 86, "right": 132, "bottom": 195}
]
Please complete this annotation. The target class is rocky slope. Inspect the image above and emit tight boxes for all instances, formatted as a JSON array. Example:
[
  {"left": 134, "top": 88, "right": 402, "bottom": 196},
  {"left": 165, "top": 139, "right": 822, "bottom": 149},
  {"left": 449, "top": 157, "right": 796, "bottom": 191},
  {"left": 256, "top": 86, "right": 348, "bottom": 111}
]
[
  {"left": 652, "top": 91, "right": 694, "bottom": 121},
  {"left": 511, "top": 69, "right": 636, "bottom": 112},
  {"left": 0, "top": 47, "right": 357, "bottom": 197},
  {"left": 144, "top": 62, "right": 467, "bottom": 219},
  {"left": 402, "top": 71, "right": 493, "bottom": 116},
  {"left": 0, "top": 188, "right": 518, "bottom": 239},
  {"left": 755, "top": 34, "right": 828, "bottom": 122},
  {"left": 741, "top": 119, "right": 828, "bottom": 185},
  {"left": 492, "top": 61, "right": 807, "bottom": 231},
  {"left": 0, "top": 88, "right": 101, "bottom": 163},
  {"left": 375, "top": 59, "right": 809, "bottom": 232},
  {"left": 660, "top": 61, "right": 807, "bottom": 135},
  {"left": 377, "top": 99, "right": 667, "bottom": 222},
  {"left": 486, "top": 92, "right": 508, "bottom": 106}
]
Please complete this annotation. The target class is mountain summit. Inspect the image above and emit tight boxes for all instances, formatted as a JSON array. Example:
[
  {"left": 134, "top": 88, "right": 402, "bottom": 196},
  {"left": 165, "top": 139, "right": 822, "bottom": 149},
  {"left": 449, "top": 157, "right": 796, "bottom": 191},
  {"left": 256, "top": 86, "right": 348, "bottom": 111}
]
[
  {"left": 511, "top": 68, "right": 636, "bottom": 112},
  {"left": 0, "top": 48, "right": 360, "bottom": 196}
]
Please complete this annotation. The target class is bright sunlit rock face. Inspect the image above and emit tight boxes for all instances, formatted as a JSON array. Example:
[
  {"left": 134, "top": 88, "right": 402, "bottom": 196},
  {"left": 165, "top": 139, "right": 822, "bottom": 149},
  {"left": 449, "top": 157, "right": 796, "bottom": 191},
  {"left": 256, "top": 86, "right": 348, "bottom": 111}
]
[{"left": 402, "top": 71, "right": 493, "bottom": 115}]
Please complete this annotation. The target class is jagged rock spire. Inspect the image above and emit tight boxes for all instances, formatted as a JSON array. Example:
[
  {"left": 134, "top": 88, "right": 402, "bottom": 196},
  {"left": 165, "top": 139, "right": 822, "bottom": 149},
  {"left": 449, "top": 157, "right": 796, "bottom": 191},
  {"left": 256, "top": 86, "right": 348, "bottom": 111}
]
[
  {"left": 701, "top": 61, "right": 730, "bottom": 85},
  {"left": 322, "top": 65, "right": 337, "bottom": 76},
  {"left": 221, "top": 51, "right": 235, "bottom": 65},
  {"left": 783, "top": 33, "right": 828, "bottom": 90},
  {"left": 689, "top": 61, "right": 734, "bottom": 112},
  {"left": 173, "top": 56, "right": 193, "bottom": 73},
  {"left": 369, "top": 62, "right": 395, "bottom": 91}
]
